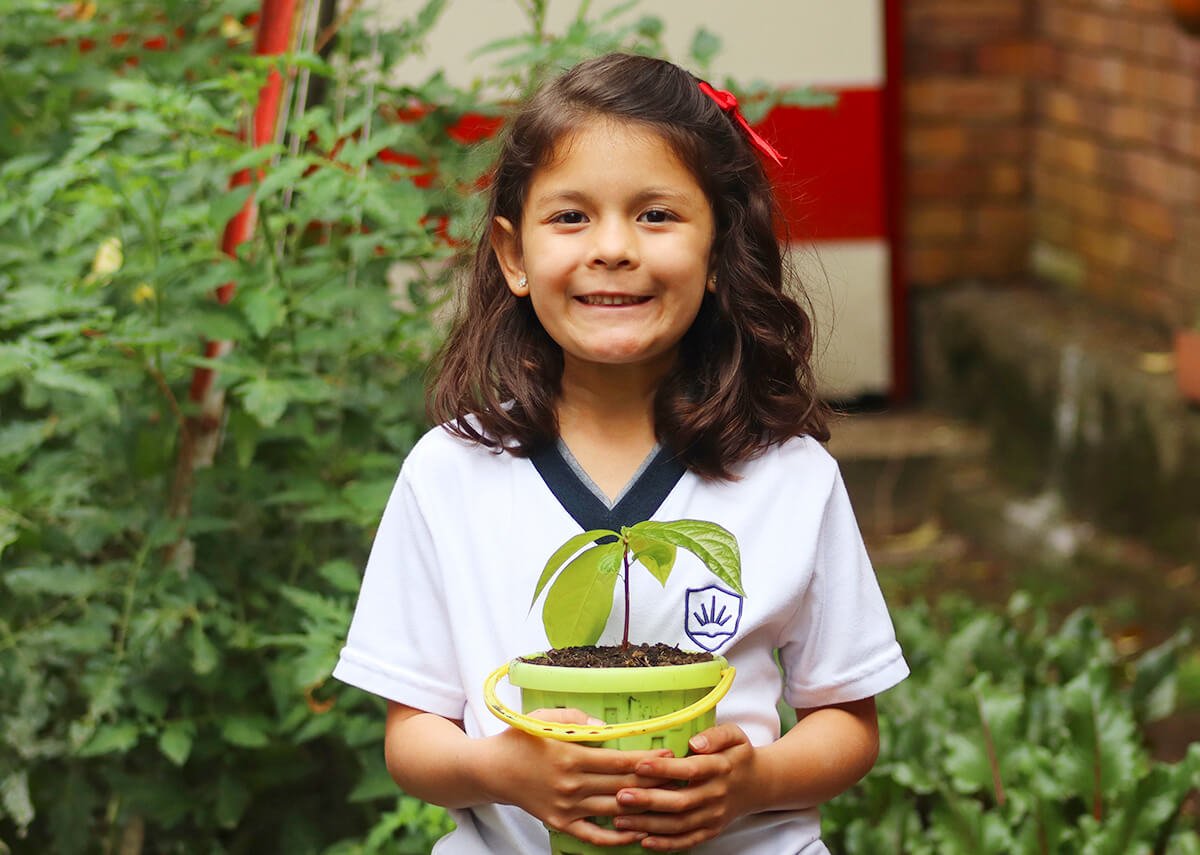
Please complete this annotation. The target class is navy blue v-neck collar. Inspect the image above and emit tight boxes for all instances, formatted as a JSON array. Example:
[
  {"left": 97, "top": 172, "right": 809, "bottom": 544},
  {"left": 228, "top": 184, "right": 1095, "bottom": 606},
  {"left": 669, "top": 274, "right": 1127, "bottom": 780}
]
[{"left": 529, "top": 443, "right": 687, "bottom": 535}]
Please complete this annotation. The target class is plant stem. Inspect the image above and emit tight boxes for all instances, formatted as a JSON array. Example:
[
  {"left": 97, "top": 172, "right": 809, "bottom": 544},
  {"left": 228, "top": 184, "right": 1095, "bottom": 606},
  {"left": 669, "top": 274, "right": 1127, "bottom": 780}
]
[
  {"left": 621, "top": 544, "right": 632, "bottom": 649},
  {"left": 1091, "top": 698, "right": 1104, "bottom": 821},
  {"left": 975, "top": 689, "right": 1006, "bottom": 807}
]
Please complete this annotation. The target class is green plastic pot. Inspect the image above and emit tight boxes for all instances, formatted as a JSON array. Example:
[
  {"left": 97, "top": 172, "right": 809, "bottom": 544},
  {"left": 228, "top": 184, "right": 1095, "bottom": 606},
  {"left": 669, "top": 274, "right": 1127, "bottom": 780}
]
[{"left": 488, "top": 655, "right": 732, "bottom": 855}]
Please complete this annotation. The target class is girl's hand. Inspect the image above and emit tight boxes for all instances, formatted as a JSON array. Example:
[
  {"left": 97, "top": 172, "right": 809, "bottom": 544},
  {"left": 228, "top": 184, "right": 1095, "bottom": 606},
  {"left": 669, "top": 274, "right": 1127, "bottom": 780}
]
[
  {"left": 610, "top": 723, "right": 759, "bottom": 851},
  {"left": 480, "top": 708, "right": 674, "bottom": 848}
]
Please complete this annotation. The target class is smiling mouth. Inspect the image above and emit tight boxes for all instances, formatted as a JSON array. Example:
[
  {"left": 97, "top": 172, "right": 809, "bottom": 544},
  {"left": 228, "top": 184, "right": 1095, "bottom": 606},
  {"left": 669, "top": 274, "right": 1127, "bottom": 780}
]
[{"left": 577, "top": 295, "right": 651, "bottom": 306}]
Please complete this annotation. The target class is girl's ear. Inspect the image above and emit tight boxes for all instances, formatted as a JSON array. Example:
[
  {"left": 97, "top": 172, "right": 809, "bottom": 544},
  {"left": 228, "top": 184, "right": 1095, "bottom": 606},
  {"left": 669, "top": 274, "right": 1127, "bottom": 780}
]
[{"left": 490, "top": 216, "right": 527, "bottom": 296}]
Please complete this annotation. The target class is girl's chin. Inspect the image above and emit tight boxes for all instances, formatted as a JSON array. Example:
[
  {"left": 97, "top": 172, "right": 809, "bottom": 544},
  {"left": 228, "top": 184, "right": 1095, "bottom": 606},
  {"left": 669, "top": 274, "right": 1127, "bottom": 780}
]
[{"left": 561, "top": 346, "right": 678, "bottom": 371}]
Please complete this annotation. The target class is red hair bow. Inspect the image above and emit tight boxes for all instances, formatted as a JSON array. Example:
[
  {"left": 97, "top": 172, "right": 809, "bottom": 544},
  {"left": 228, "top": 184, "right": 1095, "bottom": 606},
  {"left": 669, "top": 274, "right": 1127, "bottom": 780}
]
[{"left": 698, "top": 81, "right": 785, "bottom": 167}]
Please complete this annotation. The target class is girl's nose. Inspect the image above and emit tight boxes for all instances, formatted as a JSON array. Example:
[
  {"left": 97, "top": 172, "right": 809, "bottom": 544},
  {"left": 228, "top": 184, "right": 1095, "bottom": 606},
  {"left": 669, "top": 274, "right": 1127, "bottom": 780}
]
[{"left": 587, "top": 219, "right": 639, "bottom": 270}]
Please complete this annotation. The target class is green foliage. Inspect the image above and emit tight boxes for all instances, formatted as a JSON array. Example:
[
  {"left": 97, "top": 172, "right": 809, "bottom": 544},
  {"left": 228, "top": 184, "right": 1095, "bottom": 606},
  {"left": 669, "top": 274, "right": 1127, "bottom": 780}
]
[
  {"left": 824, "top": 594, "right": 1200, "bottom": 854},
  {"left": 532, "top": 520, "right": 743, "bottom": 648}
]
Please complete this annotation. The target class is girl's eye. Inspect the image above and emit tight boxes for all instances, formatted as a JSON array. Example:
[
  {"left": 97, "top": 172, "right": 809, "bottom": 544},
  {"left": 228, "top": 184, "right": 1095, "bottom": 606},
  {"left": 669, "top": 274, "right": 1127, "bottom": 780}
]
[
  {"left": 551, "top": 211, "right": 587, "bottom": 225},
  {"left": 640, "top": 209, "right": 673, "bottom": 224}
]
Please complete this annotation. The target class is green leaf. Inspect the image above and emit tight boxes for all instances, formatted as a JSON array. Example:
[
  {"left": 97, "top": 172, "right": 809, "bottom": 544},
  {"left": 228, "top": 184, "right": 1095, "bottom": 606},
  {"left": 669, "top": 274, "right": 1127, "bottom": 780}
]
[
  {"left": 361, "top": 178, "right": 426, "bottom": 226},
  {"left": 190, "top": 306, "right": 252, "bottom": 341},
  {"left": 191, "top": 621, "right": 219, "bottom": 675},
  {"left": 689, "top": 28, "right": 722, "bottom": 68},
  {"left": 227, "top": 406, "right": 260, "bottom": 468},
  {"left": 635, "top": 15, "right": 664, "bottom": 39},
  {"left": 627, "top": 532, "right": 676, "bottom": 585},
  {"left": 287, "top": 648, "right": 338, "bottom": 691},
  {"left": 158, "top": 722, "right": 194, "bottom": 767},
  {"left": 77, "top": 722, "right": 139, "bottom": 757},
  {"left": 254, "top": 158, "right": 310, "bottom": 202},
  {"left": 943, "top": 731, "right": 991, "bottom": 794},
  {"left": 220, "top": 716, "right": 272, "bottom": 748},
  {"left": 3, "top": 565, "right": 103, "bottom": 598},
  {"left": 1131, "top": 628, "right": 1191, "bottom": 722},
  {"left": 239, "top": 285, "right": 286, "bottom": 338},
  {"left": 108, "top": 78, "right": 160, "bottom": 107},
  {"left": 347, "top": 753, "right": 398, "bottom": 803},
  {"left": 129, "top": 683, "right": 167, "bottom": 719},
  {"left": 229, "top": 143, "right": 286, "bottom": 172},
  {"left": 0, "top": 510, "right": 21, "bottom": 564},
  {"left": 343, "top": 478, "right": 394, "bottom": 517},
  {"left": 279, "top": 586, "right": 348, "bottom": 625},
  {"left": 1057, "top": 668, "right": 1144, "bottom": 808},
  {"left": 781, "top": 87, "right": 839, "bottom": 109},
  {"left": 530, "top": 528, "right": 619, "bottom": 610},
  {"left": 1, "top": 152, "right": 51, "bottom": 181},
  {"left": 31, "top": 362, "right": 118, "bottom": 413},
  {"left": 0, "top": 771, "right": 34, "bottom": 832},
  {"left": 240, "top": 376, "right": 289, "bottom": 427},
  {"left": 627, "top": 520, "right": 743, "bottom": 595},
  {"left": 543, "top": 541, "right": 623, "bottom": 648},
  {"left": 215, "top": 770, "right": 250, "bottom": 828},
  {"left": 208, "top": 183, "right": 254, "bottom": 232},
  {"left": 318, "top": 559, "right": 363, "bottom": 594}
]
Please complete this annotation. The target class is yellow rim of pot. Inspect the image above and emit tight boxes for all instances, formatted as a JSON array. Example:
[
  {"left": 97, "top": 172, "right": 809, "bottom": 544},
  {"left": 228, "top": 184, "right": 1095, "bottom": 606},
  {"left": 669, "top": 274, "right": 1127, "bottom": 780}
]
[{"left": 483, "top": 662, "right": 736, "bottom": 742}]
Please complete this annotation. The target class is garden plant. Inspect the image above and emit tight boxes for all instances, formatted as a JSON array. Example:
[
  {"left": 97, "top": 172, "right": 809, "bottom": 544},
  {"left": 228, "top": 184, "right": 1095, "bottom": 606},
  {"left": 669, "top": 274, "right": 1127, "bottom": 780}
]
[
  {"left": 824, "top": 594, "right": 1200, "bottom": 854},
  {"left": 529, "top": 519, "right": 743, "bottom": 652}
]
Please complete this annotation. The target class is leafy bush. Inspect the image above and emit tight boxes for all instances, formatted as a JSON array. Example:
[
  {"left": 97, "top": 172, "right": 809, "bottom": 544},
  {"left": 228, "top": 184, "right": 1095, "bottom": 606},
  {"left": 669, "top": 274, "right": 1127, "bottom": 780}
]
[
  {"left": 825, "top": 594, "right": 1200, "bottom": 854},
  {"left": 0, "top": 2, "right": 459, "bottom": 851}
]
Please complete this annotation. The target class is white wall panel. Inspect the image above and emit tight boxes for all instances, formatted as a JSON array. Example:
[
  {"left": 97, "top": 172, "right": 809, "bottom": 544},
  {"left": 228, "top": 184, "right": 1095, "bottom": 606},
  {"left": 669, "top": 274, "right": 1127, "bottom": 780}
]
[
  {"left": 790, "top": 241, "right": 892, "bottom": 399},
  {"left": 382, "top": 0, "right": 882, "bottom": 89}
]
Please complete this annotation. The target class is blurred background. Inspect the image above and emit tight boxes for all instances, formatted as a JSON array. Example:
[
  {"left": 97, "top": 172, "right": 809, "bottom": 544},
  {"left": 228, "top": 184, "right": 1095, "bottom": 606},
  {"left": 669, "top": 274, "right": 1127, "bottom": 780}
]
[{"left": 1, "top": 1, "right": 1197, "bottom": 852}]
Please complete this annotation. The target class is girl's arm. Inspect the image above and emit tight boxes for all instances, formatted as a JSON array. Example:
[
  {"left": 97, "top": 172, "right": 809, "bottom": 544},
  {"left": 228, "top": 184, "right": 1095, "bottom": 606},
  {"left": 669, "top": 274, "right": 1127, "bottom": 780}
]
[
  {"left": 608, "top": 696, "right": 880, "bottom": 852},
  {"left": 384, "top": 702, "right": 675, "bottom": 847}
]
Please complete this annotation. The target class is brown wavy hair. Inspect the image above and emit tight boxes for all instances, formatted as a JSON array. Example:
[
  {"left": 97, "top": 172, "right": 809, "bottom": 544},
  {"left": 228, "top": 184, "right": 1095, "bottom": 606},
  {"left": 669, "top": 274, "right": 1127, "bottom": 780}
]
[{"left": 427, "top": 52, "right": 829, "bottom": 480}]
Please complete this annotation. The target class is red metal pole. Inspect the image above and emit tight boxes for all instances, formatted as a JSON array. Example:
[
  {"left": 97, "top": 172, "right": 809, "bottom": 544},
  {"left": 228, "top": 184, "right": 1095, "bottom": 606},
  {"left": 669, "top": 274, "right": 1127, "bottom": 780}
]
[
  {"left": 185, "top": 0, "right": 298, "bottom": 447},
  {"left": 169, "top": 0, "right": 299, "bottom": 528}
]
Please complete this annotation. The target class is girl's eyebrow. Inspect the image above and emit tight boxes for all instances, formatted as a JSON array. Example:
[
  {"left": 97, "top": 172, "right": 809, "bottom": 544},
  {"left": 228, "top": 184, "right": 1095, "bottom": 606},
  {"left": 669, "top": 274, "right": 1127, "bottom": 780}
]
[
  {"left": 532, "top": 190, "right": 590, "bottom": 207},
  {"left": 531, "top": 188, "right": 695, "bottom": 208},
  {"left": 631, "top": 188, "right": 693, "bottom": 205}
]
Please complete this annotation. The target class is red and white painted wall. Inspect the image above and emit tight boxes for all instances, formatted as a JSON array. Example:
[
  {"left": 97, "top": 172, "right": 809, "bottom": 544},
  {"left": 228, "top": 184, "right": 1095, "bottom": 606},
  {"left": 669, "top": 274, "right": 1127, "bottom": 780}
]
[{"left": 391, "top": 0, "right": 900, "bottom": 399}]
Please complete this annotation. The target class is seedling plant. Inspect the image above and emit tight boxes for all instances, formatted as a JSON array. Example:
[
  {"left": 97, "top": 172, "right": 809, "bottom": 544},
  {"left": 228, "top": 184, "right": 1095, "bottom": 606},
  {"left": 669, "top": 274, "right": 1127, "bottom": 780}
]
[{"left": 531, "top": 520, "right": 744, "bottom": 650}]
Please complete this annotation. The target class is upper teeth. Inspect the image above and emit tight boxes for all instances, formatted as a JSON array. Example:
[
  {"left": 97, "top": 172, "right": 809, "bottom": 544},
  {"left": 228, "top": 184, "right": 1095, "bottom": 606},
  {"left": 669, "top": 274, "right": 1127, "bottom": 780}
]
[{"left": 581, "top": 295, "right": 644, "bottom": 305}]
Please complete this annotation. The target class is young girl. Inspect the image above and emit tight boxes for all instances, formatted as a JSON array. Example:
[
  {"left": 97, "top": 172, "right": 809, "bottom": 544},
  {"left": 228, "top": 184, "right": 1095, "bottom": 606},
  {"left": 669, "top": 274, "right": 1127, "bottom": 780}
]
[{"left": 333, "top": 53, "right": 908, "bottom": 854}]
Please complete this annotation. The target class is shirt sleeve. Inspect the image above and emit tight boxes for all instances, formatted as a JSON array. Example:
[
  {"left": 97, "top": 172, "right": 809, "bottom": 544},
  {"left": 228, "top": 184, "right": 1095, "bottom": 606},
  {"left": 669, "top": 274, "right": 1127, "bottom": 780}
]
[
  {"left": 777, "top": 466, "right": 909, "bottom": 709},
  {"left": 331, "top": 466, "right": 466, "bottom": 719}
]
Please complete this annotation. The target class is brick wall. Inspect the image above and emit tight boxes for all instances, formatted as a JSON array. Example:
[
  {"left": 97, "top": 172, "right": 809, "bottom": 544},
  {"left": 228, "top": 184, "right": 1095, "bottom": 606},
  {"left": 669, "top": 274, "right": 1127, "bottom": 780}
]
[
  {"left": 904, "top": 1, "right": 1045, "bottom": 287},
  {"left": 905, "top": 0, "right": 1200, "bottom": 329},
  {"left": 1036, "top": 0, "right": 1200, "bottom": 325}
]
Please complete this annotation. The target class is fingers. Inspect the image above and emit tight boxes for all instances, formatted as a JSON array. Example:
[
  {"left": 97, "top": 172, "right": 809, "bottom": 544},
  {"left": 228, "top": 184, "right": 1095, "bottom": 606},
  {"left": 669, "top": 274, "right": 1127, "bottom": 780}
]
[
  {"left": 556, "top": 770, "right": 679, "bottom": 811},
  {"left": 613, "top": 805, "right": 725, "bottom": 851},
  {"left": 560, "top": 818, "right": 646, "bottom": 848},
  {"left": 631, "top": 749, "right": 731, "bottom": 784},
  {"left": 526, "top": 707, "right": 605, "bottom": 726},
  {"left": 605, "top": 724, "right": 756, "bottom": 850},
  {"left": 628, "top": 723, "right": 748, "bottom": 781},
  {"left": 687, "top": 722, "right": 750, "bottom": 755}
]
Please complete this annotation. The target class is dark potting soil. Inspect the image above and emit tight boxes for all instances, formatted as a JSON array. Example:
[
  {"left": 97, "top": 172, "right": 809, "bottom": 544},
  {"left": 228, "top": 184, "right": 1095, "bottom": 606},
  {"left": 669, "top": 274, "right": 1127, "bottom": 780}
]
[{"left": 520, "top": 643, "right": 714, "bottom": 668}]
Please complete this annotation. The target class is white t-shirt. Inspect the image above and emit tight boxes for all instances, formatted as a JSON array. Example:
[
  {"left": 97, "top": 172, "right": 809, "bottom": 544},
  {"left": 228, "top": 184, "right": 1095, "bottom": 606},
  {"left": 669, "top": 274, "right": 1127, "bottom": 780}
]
[{"left": 333, "top": 426, "right": 908, "bottom": 854}]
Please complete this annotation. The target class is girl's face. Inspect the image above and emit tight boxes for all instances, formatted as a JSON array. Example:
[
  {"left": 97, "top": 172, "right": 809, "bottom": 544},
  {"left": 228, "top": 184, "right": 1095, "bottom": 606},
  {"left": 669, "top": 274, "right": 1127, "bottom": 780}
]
[{"left": 492, "top": 118, "right": 715, "bottom": 383}]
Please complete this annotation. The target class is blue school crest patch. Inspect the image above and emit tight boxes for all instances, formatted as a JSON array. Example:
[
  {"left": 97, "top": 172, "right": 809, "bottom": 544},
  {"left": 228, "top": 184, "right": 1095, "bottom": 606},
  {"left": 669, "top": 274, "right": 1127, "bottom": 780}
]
[{"left": 684, "top": 585, "right": 743, "bottom": 652}]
